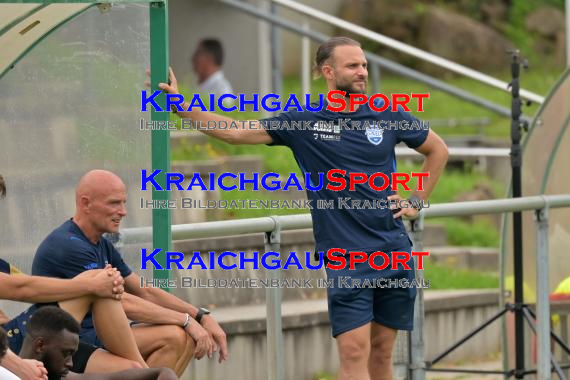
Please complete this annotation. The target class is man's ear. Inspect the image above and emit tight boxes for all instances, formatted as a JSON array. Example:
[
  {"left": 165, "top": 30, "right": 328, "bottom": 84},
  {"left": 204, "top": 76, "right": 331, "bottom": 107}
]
[
  {"left": 34, "top": 336, "right": 45, "bottom": 354},
  {"left": 322, "top": 64, "right": 334, "bottom": 81},
  {"left": 79, "top": 195, "right": 90, "bottom": 213}
]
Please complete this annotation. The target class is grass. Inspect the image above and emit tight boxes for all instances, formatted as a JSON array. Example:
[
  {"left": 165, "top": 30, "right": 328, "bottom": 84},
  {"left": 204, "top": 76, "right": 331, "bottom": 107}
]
[
  {"left": 209, "top": 161, "right": 504, "bottom": 247},
  {"left": 172, "top": 69, "right": 564, "bottom": 246},
  {"left": 313, "top": 373, "right": 334, "bottom": 380},
  {"left": 437, "top": 218, "right": 500, "bottom": 248},
  {"left": 280, "top": 67, "right": 565, "bottom": 139},
  {"left": 172, "top": 67, "right": 565, "bottom": 165},
  {"left": 424, "top": 262, "right": 499, "bottom": 290},
  {"left": 173, "top": 141, "right": 505, "bottom": 247}
]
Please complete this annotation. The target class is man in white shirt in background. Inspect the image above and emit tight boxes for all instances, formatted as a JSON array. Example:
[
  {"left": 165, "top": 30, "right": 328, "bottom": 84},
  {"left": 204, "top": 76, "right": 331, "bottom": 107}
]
[{"left": 192, "top": 38, "right": 234, "bottom": 103}]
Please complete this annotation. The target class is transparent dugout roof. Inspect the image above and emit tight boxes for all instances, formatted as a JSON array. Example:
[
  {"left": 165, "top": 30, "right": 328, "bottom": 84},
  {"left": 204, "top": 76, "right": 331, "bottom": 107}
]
[
  {"left": 0, "top": 2, "right": 154, "bottom": 316},
  {"left": 502, "top": 67, "right": 570, "bottom": 303}
]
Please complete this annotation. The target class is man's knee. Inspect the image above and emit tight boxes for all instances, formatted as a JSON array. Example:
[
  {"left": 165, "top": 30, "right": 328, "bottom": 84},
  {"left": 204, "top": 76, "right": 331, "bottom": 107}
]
[
  {"left": 338, "top": 336, "right": 370, "bottom": 363},
  {"left": 125, "top": 359, "right": 145, "bottom": 370},
  {"left": 162, "top": 325, "right": 188, "bottom": 351},
  {"left": 85, "top": 352, "right": 144, "bottom": 373},
  {"left": 370, "top": 335, "right": 394, "bottom": 364},
  {"left": 184, "top": 331, "right": 195, "bottom": 352}
]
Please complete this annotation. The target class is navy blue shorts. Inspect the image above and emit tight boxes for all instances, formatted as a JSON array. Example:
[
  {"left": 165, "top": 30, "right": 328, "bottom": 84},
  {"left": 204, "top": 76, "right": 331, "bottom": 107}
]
[
  {"left": 79, "top": 326, "right": 104, "bottom": 348},
  {"left": 324, "top": 239, "right": 417, "bottom": 337}
]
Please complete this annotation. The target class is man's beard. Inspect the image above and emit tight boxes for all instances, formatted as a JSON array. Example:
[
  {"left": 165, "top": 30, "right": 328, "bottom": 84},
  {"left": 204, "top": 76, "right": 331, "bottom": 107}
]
[
  {"left": 48, "top": 372, "right": 62, "bottom": 380},
  {"left": 336, "top": 79, "right": 366, "bottom": 96},
  {"left": 44, "top": 358, "right": 63, "bottom": 380}
]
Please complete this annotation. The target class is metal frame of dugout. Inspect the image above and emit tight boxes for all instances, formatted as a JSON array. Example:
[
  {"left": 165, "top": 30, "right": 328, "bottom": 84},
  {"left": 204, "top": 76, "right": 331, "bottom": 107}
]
[{"left": 0, "top": 0, "right": 173, "bottom": 286}]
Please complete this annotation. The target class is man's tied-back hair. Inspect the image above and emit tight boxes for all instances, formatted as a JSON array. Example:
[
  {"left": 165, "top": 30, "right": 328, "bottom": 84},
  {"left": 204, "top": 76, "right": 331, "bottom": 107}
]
[
  {"left": 27, "top": 306, "right": 81, "bottom": 338},
  {"left": 0, "top": 175, "right": 5, "bottom": 199},
  {"left": 313, "top": 36, "right": 360, "bottom": 79}
]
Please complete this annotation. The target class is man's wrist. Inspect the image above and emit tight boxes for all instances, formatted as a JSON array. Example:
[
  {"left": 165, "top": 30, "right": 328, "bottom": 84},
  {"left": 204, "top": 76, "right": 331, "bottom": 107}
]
[
  {"left": 75, "top": 277, "right": 93, "bottom": 295},
  {"left": 408, "top": 195, "right": 424, "bottom": 211},
  {"left": 195, "top": 307, "right": 211, "bottom": 324},
  {"left": 182, "top": 313, "right": 191, "bottom": 329},
  {"left": 171, "top": 101, "right": 188, "bottom": 114},
  {"left": 2, "top": 350, "right": 22, "bottom": 372}
]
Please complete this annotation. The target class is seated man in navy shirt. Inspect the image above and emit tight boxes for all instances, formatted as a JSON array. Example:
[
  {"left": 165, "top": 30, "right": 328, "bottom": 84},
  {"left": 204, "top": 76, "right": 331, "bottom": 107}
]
[
  {"left": 0, "top": 174, "right": 147, "bottom": 378},
  {"left": 159, "top": 37, "right": 448, "bottom": 380},
  {"left": 32, "top": 170, "right": 228, "bottom": 377},
  {"left": 1, "top": 260, "right": 147, "bottom": 377}
]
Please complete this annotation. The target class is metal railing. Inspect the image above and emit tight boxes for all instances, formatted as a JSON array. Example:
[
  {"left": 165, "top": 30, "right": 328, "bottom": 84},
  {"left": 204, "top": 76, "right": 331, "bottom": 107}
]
[
  {"left": 220, "top": 0, "right": 525, "bottom": 121},
  {"left": 121, "top": 194, "right": 570, "bottom": 380},
  {"left": 271, "top": 0, "right": 545, "bottom": 105}
]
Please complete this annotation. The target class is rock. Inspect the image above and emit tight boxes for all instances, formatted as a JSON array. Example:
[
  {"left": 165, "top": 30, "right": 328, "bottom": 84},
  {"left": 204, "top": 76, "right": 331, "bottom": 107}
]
[
  {"left": 480, "top": 0, "right": 509, "bottom": 31},
  {"left": 526, "top": 6, "right": 567, "bottom": 66},
  {"left": 454, "top": 183, "right": 495, "bottom": 203},
  {"left": 337, "top": 0, "right": 423, "bottom": 67},
  {"left": 339, "top": 2, "right": 514, "bottom": 73},
  {"left": 454, "top": 183, "right": 500, "bottom": 227},
  {"left": 526, "top": 6, "right": 565, "bottom": 38},
  {"left": 418, "top": 7, "right": 513, "bottom": 73}
]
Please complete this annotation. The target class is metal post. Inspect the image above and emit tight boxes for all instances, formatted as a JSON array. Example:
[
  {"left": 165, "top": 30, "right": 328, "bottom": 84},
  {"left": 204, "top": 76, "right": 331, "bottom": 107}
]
[
  {"left": 265, "top": 218, "right": 284, "bottom": 380},
  {"left": 566, "top": 0, "right": 570, "bottom": 66},
  {"left": 257, "top": 0, "right": 272, "bottom": 119},
  {"left": 509, "top": 50, "right": 527, "bottom": 379},
  {"left": 370, "top": 62, "right": 380, "bottom": 95},
  {"left": 270, "top": 1, "right": 282, "bottom": 100},
  {"left": 149, "top": 1, "right": 171, "bottom": 287},
  {"left": 409, "top": 212, "right": 426, "bottom": 380},
  {"left": 562, "top": 314, "right": 569, "bottom": 379},
  {"left": 535, "top": 205, "right": 551, "bottom": 380},
  {"left": 301, "top": 17, "right": 310, "bottom": 98}
]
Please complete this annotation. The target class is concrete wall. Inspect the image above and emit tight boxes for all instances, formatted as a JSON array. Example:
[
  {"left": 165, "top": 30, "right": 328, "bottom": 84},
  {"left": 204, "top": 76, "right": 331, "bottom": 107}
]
[
  {"left": 180, "top": 290, "right": 501, "bottom": 380},
  {"left": 162, "top": 226, "right": 454, "bottom": 308},
  {"left": 169, "top": 0, "right": 269, "bottom": 96}
]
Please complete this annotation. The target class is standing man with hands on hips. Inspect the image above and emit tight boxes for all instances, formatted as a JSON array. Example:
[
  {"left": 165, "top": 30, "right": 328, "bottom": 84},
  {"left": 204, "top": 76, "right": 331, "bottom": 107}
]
[{"left": 158, "top": 36, "right": 448, "bottom": 380}]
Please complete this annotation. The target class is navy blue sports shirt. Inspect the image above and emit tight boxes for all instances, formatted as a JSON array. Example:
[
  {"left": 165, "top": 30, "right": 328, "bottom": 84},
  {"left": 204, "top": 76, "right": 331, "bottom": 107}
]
[
  {"left": 262, "top": 101, "right": 429, "bottom": 254},
  {"left": 32, "top": 219, "right": 132, "bottom": 334},
  {"left": 0, "top": 258, "right": 11, "bottom": 274}
]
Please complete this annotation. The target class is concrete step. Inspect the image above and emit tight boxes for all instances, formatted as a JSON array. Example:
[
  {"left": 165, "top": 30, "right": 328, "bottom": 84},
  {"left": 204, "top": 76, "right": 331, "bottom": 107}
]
[
  {"left": 426, "top": 359, "right": 503, "bottom": 379},
  {"left": 425, "top": 246, "right": 499, "bottom": 272},
  {"left": 211, "top": 289, "right": 500, "bottom": 334},
  {"left": 443, "top": 135, "right": 510, "bottom": 148},
  {"left": 181, "top": 290, "right": 501, "bottom": 380},
  {"left": 416, "top": 224, "right": 448, "bottom": 247}
]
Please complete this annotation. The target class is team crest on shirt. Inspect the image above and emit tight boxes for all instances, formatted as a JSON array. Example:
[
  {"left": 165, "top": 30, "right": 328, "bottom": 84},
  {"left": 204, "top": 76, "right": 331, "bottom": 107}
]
[{"left": 365, "top": 126, "right": 383, "bottom": 145}]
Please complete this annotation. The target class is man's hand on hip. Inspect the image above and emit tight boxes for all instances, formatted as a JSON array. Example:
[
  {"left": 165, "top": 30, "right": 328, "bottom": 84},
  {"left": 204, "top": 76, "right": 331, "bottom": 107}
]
[{"left": 387, "top": 193, "right": 420, "bottom": 219}]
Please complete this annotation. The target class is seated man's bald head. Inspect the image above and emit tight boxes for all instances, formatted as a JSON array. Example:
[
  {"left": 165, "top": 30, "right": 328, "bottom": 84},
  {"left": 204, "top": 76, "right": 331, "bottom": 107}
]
[
  {"left": 75, "top": 170, "right": 125, "bottom": 202},
  {"left": 74, "top": 170, "right": 127, "bottom": 243}
]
